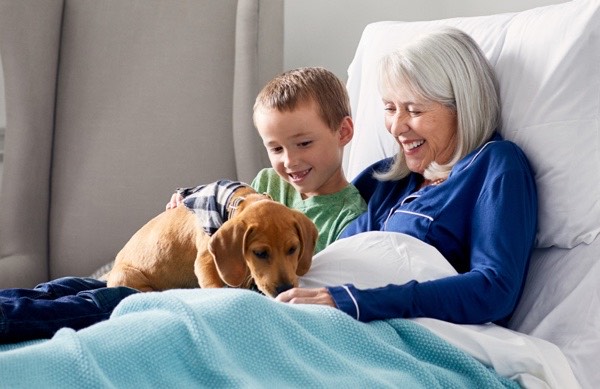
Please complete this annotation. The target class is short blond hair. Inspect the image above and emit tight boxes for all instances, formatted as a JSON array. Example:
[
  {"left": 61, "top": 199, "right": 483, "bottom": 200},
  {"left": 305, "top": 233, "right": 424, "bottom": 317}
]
[{"left": 253, "top": 67, "right": 351, "bottom": 130}]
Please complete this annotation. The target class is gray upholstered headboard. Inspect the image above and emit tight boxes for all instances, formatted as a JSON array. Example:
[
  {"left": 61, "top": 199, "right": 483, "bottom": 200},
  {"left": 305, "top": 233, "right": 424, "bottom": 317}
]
[{"left": 0, "top": 0, "right": 283, "bottom": 288}]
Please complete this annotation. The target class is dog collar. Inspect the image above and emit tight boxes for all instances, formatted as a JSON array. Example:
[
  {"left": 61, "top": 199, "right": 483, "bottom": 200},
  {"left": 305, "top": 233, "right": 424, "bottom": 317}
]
[{"left": 227, "top": 196, "right": 245, "bottom": 220}]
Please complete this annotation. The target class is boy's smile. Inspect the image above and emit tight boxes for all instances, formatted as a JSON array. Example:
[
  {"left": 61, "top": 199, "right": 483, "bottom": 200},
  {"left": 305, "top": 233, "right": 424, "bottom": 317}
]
[{"left": 288, "top": 168, "right": 312, "bottom": 184}]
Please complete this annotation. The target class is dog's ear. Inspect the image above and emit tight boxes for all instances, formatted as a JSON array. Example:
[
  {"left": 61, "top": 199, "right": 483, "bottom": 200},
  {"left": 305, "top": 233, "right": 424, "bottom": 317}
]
[
  {"left": 293, "top": 212, "right": 318, "bottom": 276},
  {"left": 208, "top": 221, "right": 250, "bottom": 287}
]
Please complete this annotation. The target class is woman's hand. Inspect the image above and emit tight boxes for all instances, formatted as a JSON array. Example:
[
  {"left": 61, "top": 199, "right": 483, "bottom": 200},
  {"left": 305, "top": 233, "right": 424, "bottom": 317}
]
[
  {"left": 165, "top": 192, "right": 184, "bottom": 210},
  {"left": 275, "top": 287, "right": 336, "bottom": 307}
]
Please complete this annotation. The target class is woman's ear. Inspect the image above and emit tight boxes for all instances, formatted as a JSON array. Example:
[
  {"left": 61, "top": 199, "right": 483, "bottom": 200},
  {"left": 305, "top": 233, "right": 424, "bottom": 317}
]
[{"left": 338, "top": 116, "right": 354, "bottom": 146}]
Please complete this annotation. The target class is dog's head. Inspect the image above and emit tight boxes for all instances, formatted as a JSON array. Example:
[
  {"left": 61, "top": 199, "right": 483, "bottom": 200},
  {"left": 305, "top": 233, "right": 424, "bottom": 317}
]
[{"left": 208, "top": 199, "right": 317, "bottom": 297}]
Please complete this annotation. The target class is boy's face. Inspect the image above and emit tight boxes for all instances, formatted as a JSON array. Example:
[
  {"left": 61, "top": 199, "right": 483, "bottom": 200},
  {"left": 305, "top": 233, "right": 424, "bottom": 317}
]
[{"left": 255, "top": 100, "right": 352, "bottom": 198}]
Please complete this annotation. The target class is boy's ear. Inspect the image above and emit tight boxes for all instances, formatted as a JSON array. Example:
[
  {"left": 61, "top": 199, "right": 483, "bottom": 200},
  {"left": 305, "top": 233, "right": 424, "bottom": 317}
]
[{"left": 338, "top": 116, "right": 354, "bottom": 146}]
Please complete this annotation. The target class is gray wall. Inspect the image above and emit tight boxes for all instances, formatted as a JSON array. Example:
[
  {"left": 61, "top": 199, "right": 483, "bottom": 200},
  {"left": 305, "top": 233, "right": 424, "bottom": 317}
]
[
  {"left": 0, "top": 0, "right": 569, "bottom": 154},
  {"left": 284, "top": 0, "right": 568, "bottom": 81},
  {"left": 0, "top": 55, "right": 4, "bottom": 189},
  {"left": 0, "top": 55, "right": 4, "bottom": 130},
  {"left": 0, "top": 56, "right": 4, "bottom": 130}
]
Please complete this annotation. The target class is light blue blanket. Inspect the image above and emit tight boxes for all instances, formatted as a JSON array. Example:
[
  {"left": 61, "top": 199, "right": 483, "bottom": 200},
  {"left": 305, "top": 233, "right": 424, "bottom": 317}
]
[{"left": 0, "top": 289, "right": 518, "bottom": 388}]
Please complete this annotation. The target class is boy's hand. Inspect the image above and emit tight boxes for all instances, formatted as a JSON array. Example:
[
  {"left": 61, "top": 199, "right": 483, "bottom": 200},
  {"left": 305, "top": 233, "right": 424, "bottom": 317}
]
[{"left": 166, "top": 192, "right": 184, "bottom": 210}]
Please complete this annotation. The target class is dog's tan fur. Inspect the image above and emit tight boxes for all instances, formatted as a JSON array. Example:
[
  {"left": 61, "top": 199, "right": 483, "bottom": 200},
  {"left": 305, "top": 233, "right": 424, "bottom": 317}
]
[{"left": 106, "top": 187, "right": 318, "bottom": 297}]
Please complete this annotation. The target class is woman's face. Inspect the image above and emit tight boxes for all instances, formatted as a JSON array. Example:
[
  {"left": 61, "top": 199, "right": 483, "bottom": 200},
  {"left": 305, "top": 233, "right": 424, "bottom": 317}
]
[{"left": 382, "top": 89, "right": 458, "bottom": 175}]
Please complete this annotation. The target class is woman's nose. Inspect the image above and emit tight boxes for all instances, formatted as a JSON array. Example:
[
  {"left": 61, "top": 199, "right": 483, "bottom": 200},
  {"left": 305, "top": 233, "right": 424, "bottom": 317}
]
[{"left": 389, "top": 113, "right": 409, "bottom": 136}]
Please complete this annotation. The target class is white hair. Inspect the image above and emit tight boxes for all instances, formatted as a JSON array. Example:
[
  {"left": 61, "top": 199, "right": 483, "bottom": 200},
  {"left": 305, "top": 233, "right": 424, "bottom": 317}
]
[{"left": 376, "top": 26, "right": 501, "bottom": 181}]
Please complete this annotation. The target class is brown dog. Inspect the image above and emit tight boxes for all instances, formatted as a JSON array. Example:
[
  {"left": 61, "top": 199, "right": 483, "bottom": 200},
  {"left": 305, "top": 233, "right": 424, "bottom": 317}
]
[{"left": 106, "top": 186, "right": 318, "bottom": 297}]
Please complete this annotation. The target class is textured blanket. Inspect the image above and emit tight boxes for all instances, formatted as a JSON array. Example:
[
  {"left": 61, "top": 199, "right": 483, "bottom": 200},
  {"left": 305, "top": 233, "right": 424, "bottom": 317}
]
[{"left": 0, "top": 288, "right": 517, "bottom": 388}]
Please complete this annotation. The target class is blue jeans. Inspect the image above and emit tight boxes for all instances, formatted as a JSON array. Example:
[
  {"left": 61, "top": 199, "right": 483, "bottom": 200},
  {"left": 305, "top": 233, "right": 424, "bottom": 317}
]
[{"left": 0, "top": 277, "right": 139, "bottom": 343}]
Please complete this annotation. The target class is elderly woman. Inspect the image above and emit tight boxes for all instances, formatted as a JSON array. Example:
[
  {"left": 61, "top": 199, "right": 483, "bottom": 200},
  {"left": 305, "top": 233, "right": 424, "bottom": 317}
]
[{"left": 277, "top": 27, "right": 538, "bottom": 326}]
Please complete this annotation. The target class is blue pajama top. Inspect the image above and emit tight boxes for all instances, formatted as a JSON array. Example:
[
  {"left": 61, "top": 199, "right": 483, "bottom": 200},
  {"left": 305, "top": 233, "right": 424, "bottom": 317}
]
[{"left": 329, "top": 133, "right": 537, "bottom": 325}]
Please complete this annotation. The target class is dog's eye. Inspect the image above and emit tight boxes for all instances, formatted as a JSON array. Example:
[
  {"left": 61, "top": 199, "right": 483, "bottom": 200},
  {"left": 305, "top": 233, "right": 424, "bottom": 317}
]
[
  {"left": 253, "top": 250, "right": 269, "bottom": 260},
  {"left": 287, "top": 246, "right": 297, "bottom": 256}
]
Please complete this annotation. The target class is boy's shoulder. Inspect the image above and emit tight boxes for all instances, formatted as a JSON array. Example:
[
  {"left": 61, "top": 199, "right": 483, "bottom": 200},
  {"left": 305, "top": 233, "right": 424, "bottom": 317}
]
[
  {"left": 252, "top": 168, "right": 284, "bottom": 187},
  {"left": 251, "top": 168, "right": 297, "bottom": 205},
  {"left": 253, "top": 167, "right": 277, "bottom": 180},
  {"left": 303, "top": 183, "right": 366, "bottom": 213},
  {"left": 340, "top": 183, "right": 368, "bottom": 213}
]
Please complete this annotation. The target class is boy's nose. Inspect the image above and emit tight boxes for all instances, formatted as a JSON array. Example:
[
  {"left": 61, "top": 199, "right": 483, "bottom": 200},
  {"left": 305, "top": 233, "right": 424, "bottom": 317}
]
[{"left": 283, "top": 152, "right": 299, "bottom": 168}]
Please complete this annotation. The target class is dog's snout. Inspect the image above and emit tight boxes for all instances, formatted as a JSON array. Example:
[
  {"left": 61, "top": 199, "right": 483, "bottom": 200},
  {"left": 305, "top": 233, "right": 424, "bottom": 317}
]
[{"left": 275, "top": 283, "right": 293, "bottom": 296}]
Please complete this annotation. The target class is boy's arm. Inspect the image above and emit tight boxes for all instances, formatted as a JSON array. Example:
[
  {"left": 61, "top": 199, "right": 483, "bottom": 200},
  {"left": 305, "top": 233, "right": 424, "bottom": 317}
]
[
  {"left": 165, "top": 184, "right": 205, "bottom": 210},
  {"left": 167, "top": 171, "right": 268, "bottom": 210},
  {"left": 165, "top": 192, "right": 184, "bottom": 210},
  {"left": 176, "top": 185, "right": 206, "bottom": 198}
]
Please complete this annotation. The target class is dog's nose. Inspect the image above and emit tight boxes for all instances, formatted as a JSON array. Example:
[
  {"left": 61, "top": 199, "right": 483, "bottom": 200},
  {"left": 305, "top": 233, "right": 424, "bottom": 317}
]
[{"left": 275, "top": 283, "right": 293, "bottom": 296}]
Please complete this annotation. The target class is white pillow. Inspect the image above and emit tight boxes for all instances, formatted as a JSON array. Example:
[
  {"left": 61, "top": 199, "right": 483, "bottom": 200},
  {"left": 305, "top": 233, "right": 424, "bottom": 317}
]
[
  {"left": 344, "top": 0, "right": 600, "bottom": 249},
  {"left": 508, "top": 237, "right": 600, "bottom": 389},
  {"left": 300, "top": 231, "right": 456, "bottom": 289}
]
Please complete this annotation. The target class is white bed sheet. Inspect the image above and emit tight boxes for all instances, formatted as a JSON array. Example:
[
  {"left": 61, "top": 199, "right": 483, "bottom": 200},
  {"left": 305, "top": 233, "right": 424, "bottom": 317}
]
[{"left": 300, "top": 232, "right": 579, "bottom": 388}]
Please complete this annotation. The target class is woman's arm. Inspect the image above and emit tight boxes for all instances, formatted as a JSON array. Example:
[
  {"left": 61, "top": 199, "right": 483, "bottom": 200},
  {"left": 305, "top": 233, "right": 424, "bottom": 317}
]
[
  {"left": 281, "top": 143, "right": 538, "bottom": 326},
  {"left": 331, "top": 162, "right": 537, "bottom": 324}
]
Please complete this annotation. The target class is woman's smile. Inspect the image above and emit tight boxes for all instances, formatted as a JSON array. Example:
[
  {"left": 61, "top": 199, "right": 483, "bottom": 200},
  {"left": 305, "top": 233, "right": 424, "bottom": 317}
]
[{"left": 402, "top": 139, "right": 425, "bottom": 153}]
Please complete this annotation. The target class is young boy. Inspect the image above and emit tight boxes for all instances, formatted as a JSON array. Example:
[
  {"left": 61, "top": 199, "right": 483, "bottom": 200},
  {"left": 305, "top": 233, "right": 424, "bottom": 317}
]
[
  {"left": 0, "top": 67, "right": 365, "bottom": 343},
  {"left": 170, "top": 67, "right": 366, "bottom": 253}
]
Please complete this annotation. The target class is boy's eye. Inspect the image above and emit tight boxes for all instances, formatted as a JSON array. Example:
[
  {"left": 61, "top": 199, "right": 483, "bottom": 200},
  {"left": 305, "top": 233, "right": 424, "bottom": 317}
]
[
  {"left": 298, "top": 140, "right": 312, "bottom": 148},
  {"left": 269, "top": 146, "right": 283, "bottom": 154}
]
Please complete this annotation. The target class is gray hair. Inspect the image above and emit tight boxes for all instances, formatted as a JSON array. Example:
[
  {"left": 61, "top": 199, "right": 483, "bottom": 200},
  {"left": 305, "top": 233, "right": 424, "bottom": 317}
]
[{"left": 376, "top": 26, "right": 500, "bottom": 181}]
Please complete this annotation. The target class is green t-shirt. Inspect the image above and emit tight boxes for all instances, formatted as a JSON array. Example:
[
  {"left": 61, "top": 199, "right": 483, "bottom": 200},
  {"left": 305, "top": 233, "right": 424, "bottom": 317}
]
[{"left": 251, "top": 168, "right": 367, "bottom": 254}]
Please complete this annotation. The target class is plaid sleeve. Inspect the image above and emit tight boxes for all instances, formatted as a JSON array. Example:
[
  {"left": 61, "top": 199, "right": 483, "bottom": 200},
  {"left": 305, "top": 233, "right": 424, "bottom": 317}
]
[{"left": 181, "top": 180, "right": 250, "bottom": 235}]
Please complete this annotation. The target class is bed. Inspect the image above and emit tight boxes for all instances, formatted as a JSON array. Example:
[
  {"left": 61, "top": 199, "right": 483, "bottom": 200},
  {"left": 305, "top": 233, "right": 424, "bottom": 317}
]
[{"left": 1, "top": 1, "right": 598, "bottom": 388}]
